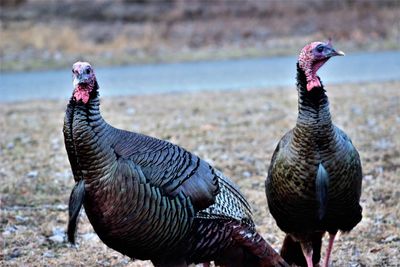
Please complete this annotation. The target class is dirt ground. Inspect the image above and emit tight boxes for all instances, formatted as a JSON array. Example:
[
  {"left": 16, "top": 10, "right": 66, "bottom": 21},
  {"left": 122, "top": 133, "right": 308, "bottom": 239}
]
[{"left": 1, "top": 81, "right": 399, "bottom": 266}]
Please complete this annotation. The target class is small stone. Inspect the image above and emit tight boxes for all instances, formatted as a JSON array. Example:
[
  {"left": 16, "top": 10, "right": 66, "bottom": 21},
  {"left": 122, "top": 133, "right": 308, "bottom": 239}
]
[
  {"left": 51, "top": 138, "right": 60, "bottom": 150},
  {"left": 131, "top": 123, "right": 141, "bottom": 131},
  {"left": 37, "top": 236, "right": 46, "bottom": 246},
  {"left": 374, "top": 138, "right": 392, "bottom": 150},
  {"left": 49, "top": 227, "right": 65, "bottom": 243},
  {"left": 363, "top": 175, "right": 374, "bottom": 181},
  {"left": 49, "top": 234, "right": 64, "bottom": 243},
  {"left": 375, "top": 167, "right": 383, "bottom": 175},
  {"left": 20, "top": 136, "right": 32, "bottom": 145},
  {"left": 15, "top": 215, "right": 28, "bottom": 223},
  {"left": 383, "top": 235, "right": 399, "bottom": 243},
  {"left": 43, "top": 251, "right": 55, "bottom": 258},
  {"left": 27, "top": 170, "right": 38, "bottom": 178},
  {"left": 351, "top": 106, "right": 362, "bottom": 115},
  {"left": 82, "top": 232, "right": 98, "bottom": 241},
  {"left": 374, "top": 214, "right": 384, "bottom": 223},
  {"left": 367, "top": 118, "right": 376, "bottom": 127},
  {"left": 3, "top": 225, "right": 17, "bottom": 235},
  {"left": 56, "top": 170, "right": 72, "bottom": 180},
  {"left": 196, "top": 145, "right": 206, "bottom": 151},
  {"left": 52, "top": 227, "right": 65, "bottom": 236},
  {"left": 56, "top": 204, "right": 68, "bottom": 211},
  {"left": 242, "top": 171, "right": 251, "bottom": 178},
  {"left": 219, "top": 154, "right": 229, "bottom": 160},
  {"left": 119, "top": 258, "right": 130, "bottom": 265},
  {"left": 7, "top": 142, "right": 14, "bottom": 149},
  {"left": 126, "top": 107, "right": 136, "bottom": 115}
]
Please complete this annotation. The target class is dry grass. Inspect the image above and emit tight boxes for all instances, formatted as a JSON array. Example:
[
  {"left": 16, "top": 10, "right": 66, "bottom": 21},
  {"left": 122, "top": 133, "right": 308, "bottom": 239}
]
[
  {"left": 1, "top": 81, "right": 400, "bottom": 266},
  {"left": 1, "top": 1, "right": 399, "bottom": 71}
]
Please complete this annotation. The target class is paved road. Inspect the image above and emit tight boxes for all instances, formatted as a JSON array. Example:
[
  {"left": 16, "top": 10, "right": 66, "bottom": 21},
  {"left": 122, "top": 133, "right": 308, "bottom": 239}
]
[{"left": 1, "top": 51, "right": 399, "bottom": 102}]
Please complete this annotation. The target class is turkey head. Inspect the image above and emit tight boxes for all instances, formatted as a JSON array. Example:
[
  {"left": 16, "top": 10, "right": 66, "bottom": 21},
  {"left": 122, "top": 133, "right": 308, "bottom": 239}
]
[
  {"left": 298, "top": 40, "right": 345, "bottom": 91},
  {"left": 72, "top": 61, "right": 97, "bottom": 104}
]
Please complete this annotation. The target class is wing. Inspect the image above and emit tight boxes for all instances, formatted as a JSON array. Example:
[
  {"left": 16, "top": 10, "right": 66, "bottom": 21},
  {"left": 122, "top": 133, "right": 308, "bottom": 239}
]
[
  {"left": 265, "top": 129, "right": 318, "bottom": 233},
  {"left": 95, "top": 158, "right": 196, "bottom": 257},
  {"left": 325, "top": 126, "right": 363, "bottom": 230},
  {"left": 334, "top": 126, "right": 363, "bottom": 183},
  {"left": 112, "top": 129, "right": 219, "bottom": 211},
  {"left": 63, "top": 101, "right": 81, "bottom": 181},
  {"left": 266, "top": 129, "right": 293, "bottom": 189}
]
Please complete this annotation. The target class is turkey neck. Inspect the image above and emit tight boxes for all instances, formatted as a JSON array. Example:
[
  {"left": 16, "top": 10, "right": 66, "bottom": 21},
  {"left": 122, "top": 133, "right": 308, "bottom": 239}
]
[
  {"left": 65, "top": 87, "right": 116, "bottom": 185},
  {"left": 294, "top": 63, "right": 335, "bottom": 149}
]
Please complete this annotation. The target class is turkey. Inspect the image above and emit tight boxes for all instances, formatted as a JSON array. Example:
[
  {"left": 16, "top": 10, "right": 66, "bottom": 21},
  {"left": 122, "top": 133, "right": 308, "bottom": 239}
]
[
  {"left": 64, "top": 61, "right": 288, "bottom": 267},
  {"left": 265, "top": 41, "right": 362, "bottom": 267}
]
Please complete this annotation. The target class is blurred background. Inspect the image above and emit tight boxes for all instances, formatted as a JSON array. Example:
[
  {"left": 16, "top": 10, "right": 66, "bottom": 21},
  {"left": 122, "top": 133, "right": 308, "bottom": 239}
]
[
  {"left": 1, "top": 1, "right": 400, "bottom": 266},
  {"left": 1, "top": 0, "right": 399, "bottom": 71}
]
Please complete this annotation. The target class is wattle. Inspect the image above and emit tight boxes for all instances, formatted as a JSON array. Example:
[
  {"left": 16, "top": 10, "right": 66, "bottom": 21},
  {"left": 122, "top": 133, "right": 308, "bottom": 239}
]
[
  {"left": 307, "top": 77, "right": 322, "bottom": 91},
  {"left": 73, "top": 87, "right": 90, "bottom": 103}
]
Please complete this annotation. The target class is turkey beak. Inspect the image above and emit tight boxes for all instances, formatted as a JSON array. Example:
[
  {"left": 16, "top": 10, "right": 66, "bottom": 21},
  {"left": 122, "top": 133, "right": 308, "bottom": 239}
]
[
  {"left": 78, "top": 74, "right": 86, "bottom": 83},
  {"left": 73, "top": 73, "right": 85, "bottom": 87},
  {"left": 330, "top": 49, "right": 345, "bottom": 57},
  {"left": 73, "top": 72, "right": 88, "bottom": 86},
  {"left": 326, "top": 39, "right": 345, "bottom": 57}
]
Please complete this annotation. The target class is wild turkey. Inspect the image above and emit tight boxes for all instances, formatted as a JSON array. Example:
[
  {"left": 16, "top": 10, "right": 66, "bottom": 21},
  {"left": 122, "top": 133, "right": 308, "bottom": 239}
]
[
  {"left": 64, "top": 61, "right": 288, "bottom": 267},
  {"left": 265, "top": 41, "right": 362, "bottom": 267}
]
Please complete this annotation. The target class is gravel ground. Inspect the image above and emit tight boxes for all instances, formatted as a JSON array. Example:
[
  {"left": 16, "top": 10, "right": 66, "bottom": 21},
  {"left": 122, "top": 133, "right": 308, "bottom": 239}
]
[{"left": 1, "top": 81, "right": 399, "bottom": 266}]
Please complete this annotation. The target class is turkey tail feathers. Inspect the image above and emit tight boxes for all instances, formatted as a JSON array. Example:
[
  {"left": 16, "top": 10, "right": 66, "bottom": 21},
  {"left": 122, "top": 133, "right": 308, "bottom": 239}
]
[
  {"left": 230, "top": 223, "right": 289, "bottom": 267},
  {"left": 67, "top": 179, "right": 85, "bottom": 244}
]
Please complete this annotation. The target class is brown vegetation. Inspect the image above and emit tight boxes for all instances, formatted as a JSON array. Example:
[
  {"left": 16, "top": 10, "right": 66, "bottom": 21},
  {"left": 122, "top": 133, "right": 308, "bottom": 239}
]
[{"left": 1, "top": 0, "right": 399, "bottom": 71}]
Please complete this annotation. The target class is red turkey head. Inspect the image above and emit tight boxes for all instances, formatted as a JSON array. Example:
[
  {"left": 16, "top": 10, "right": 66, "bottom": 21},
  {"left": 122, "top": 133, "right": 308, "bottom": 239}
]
[
  {"left": 72, "top": 61, "right": 96, "bottom": 104},
  {"left": 298, "top": 40, "right": 345, "bottom": 91}
]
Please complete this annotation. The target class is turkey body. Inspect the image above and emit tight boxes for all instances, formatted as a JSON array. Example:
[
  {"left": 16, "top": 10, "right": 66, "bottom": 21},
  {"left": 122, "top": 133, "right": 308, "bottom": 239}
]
[
  {"left": 265, "top": 64, "right": 362, "bottom": 266},
  {"left": 64, "top": 86, "right": 286, "bottom": 267}
]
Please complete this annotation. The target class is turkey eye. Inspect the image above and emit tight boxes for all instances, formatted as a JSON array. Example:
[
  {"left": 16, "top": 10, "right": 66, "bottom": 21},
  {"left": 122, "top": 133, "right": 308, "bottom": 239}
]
[
  {"left": 316, "top": 45, "right": 324, "bottom": 53},
  {"left": 85, "top": 69, "right": 91, "bottom": 74}
]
